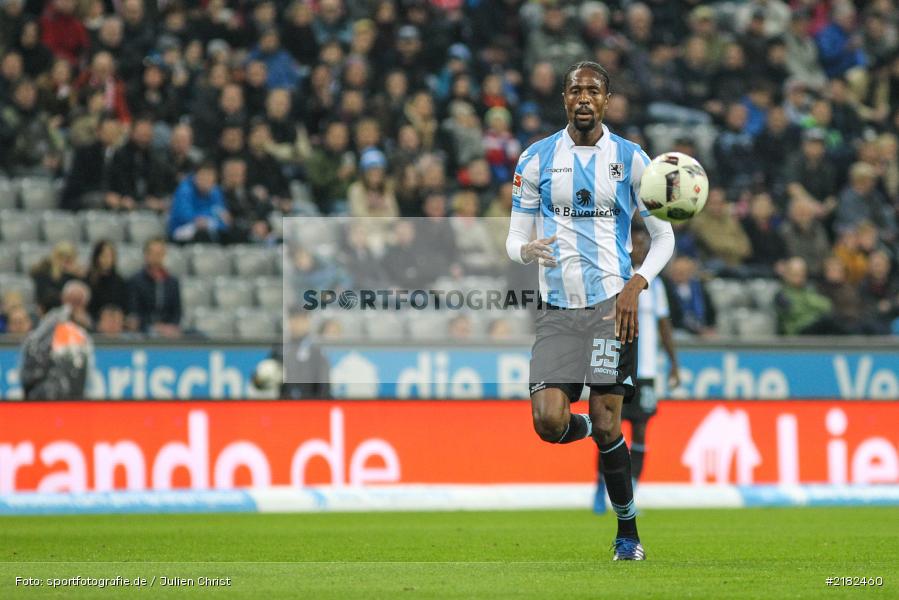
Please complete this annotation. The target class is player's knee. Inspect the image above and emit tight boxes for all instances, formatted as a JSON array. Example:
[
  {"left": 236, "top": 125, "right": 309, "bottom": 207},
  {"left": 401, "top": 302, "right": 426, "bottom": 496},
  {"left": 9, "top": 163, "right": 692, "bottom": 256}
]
[
  {"left": 532, "top": 413, "right": 567, "bottom": 442},
  {"left": 590, "top": 415, "right": 620, "bottom": 445}
]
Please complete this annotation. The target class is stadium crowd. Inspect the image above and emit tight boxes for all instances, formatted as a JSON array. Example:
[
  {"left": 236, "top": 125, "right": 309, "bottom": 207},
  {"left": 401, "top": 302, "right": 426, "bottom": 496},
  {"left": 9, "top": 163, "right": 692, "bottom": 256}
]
[{"left": 1, "top": 0, "right": 899, "bottom": 339}]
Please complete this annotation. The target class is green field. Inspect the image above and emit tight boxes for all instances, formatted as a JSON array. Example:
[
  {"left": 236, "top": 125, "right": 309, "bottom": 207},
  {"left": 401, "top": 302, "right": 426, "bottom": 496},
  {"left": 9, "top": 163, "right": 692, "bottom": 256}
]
[{"left": 1, "top": 507, "right": 896, "bottom": 599}]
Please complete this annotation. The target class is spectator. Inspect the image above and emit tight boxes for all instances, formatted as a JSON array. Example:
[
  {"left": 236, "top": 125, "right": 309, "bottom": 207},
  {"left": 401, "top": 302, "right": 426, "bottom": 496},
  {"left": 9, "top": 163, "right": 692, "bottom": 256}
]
[
  {"left": 784, "top": 10, "right": 827, "bottom": 88},
  {"left": 39, "top": 0, "right": 89, "bottom": 66},
  {"left": 448, "top": 313, "right": 473, "bottom": 341},
  {"left": 816, "top": 255, "right": 866, "bottom": 334},
  {"left": 780, "top": 196, "right": 831, "bottom": 277},
  {"left": 20, "top": 280, "right": 94, "bottom": 399},
  {"left": 94, "top": 304, "right": 127, "bottom": 338},
  {"left": 713, "top": 103, "right": 758, "bottom": 198},
  {"left": 107, "top": 116, "right": 173, "bottom": 211},
  {"left": 339, "top": 222, "right": 387, "bottom": 289},
  {"left": 281, "top": 2, "right": 318, "bottom": 66},
  {"left": 16, "top": 20, "right": 53, "bottom": 77},
  {"left": 859, "top": 250, "right": 899, "bottom": 333},
  {"left": 127, "top": 60, "right": 181, "bottom": 124},
  {"left": 74, "top": 51, "right": 130, "bottom": 122},
  {"left": 0, "top": 78, "right": 64, "bottom": 175},
  {"left": 248, "top": 29, "right": 301, "bottom": 90},
  {"left": 245, "top": 120, "right": 290, "bottom": 211},
  {"left": 664, "top": 255, "right": 716, "bottom": 337},
  {"left": 690, "top": 187, "right": 751, "bottom": 275},
  {"left": 441, "top": 101, "right": 484, "bottom": 172},
  {"left": 127, "top": 237, "right": 181, "bottom": 337},
  {"left": 168, "top": 162, "right": 231, "bottom": 243},
  {"left": 85, "top": 240, "right": 128, "bottom": 323},
  {"left": 306, "top": 120, "right": 355, "bottom": 213},
  {"left": 816, "top": 1, "right": 866, "bottom": 78},
  {"left": 4, "top": 305, "right": 32, "bottom": 338},
  {"left": 165, "top": 123, "right": 201, "bottom": 182},
  {"left": 30, "top": 241, "right": 83, "bottom": 312},
  {"left": 1, "top": 0, "right": 26, "bottom": 56},
  {"left": 742, "top": 192, "right": 788, "bottom": 276},
  {"left": 220, "top": 157, "right": 273, "bottom": 244},
  {"left": 265, "top": 88, "right": 308, "bottom": 170},
  {"left": 836, "top": 162, "right": 897, "bottom": 244},
  {"left": 60, "top": 116, "right": 120, "bottom": 210},
  {"left": 785, "top": 128, "right": 838, "bottom": 216},
  {"left": 451, "top": 188, "right": 499, "bottom": 276},
  {"left": 774, "top": 256, "right": 836, "bottom": 335},
  {"left": 290, "top": 246, "right": 349, "bottom": 292},
  {"left": 348, "top": 148, "right": 398, "bottom": 219},
  {"left": 482, "top": 106, "right": 520, "bottom": 184},
  {"left": 755, "top": 105, "right": 800, "bottom": 196},
  {"left": 193, "top": 82, "right": 245, "bottom": 151}
]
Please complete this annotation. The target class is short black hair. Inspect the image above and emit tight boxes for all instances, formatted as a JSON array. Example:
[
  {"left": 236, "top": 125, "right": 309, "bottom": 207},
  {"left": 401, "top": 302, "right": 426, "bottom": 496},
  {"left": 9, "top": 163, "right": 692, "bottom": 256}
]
[{"left": 563, "top": 61, "right": 611, "bottom": 94}]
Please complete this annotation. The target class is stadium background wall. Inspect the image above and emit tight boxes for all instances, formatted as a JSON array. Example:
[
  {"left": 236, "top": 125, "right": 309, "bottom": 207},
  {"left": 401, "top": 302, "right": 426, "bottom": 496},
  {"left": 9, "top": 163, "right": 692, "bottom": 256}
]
[
  {"left": 0, "top": 340, "right": 896, "bottom": 400},
  {"left": 0, "top": 400, "right": 897, "bottom": 493}
]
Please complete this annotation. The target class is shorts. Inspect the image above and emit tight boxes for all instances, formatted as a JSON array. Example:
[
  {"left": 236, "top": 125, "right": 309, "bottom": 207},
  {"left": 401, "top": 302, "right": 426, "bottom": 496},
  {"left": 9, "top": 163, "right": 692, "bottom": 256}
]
[
  {"left": 528, "top": 296, "right": 638, "bottom": 402},
  {"left": 621, "top": 378, "right": 657, "bottom": 422}
]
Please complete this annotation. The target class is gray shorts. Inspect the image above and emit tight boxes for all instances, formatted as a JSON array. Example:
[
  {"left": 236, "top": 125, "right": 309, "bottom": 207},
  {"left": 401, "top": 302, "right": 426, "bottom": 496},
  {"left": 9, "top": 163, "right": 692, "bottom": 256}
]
[{"left": 528, "top": 296, "right": 638, "bottom": 402}]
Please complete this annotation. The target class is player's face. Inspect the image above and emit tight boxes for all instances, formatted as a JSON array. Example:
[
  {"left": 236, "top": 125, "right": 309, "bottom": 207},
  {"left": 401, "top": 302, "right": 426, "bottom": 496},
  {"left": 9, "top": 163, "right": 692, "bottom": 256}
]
[{"left": 563, "top": 69, "right": 609, "bottom": 132}]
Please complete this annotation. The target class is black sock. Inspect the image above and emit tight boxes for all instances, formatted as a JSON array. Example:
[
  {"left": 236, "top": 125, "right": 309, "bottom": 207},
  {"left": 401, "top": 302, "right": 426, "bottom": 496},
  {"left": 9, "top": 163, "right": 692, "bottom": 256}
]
[
  {"left": 596, "top": 434, "right": 638, "bottom": 540},
  {"left": 555, "top": 413, "right": 591, "bottom": 444},
  {"left": 630, "top": 442, "right": 645, "bottom": 481}
]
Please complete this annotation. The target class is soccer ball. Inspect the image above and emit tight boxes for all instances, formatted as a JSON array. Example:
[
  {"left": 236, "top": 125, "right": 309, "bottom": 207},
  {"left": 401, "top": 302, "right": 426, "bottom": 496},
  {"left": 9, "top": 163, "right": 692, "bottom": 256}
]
[
  {"left": 252, "top": 358, "right": 283, "bottom": 390},
  {"left": 639, "top": 152, "right": 709, "bottom": 223}
]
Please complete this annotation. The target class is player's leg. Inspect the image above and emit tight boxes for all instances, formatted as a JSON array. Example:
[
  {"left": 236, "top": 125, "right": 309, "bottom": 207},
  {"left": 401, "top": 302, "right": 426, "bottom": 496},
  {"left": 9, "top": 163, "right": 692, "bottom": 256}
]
[{"left": 531, "top": 385, "right": 591, "bottom": 443}]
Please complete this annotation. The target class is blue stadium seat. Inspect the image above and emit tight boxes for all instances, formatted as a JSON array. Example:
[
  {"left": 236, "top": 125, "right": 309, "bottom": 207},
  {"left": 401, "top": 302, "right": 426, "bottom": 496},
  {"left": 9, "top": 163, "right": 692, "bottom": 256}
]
[
  {"left": 212, "top": 276, "right": 255, "bottom": 309},
  {"left": 0, "top": 178, "right": 17, "bottom": 210},
  {"left": 188, "top": 245, "right": 232, "bottom": 277},
  {"left": 40, "top": 211, "right": 81, "bottom": 243},
  {"left": 163, "top": 245, "right": 188, "bottom": 277},
  {"left": 189, "top": 306, "right": 235, "bottom": 338},
  {"left": 180, "top": 277, "right": 214, "bottom": 310},
  {"left": 126, "top": 212, "right": 166, "bottom": 245},
  {"left": 234, "top": 308, "right": 278, "bottom": 339},
  {"left": 254, "top": 277, "right": 282, "bottom": 310},
  {"left": 82, "top": 211, "right": 126, "bottom": 243},
  {"left": 116, "top": 244, "right": 145, "bottom": 278},
  {"left": 17, "top": 177, "right": 58, "bottom": 211},
  {"left": 0, "top": 210, "right": 40, "bottom": 242},
  {"left": 231, "top": 245, "right": 276, "bottom": 276}
]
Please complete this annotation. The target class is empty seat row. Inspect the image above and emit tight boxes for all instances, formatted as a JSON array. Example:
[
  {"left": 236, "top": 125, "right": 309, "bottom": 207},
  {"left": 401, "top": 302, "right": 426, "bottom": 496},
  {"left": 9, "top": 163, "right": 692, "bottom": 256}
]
[
  {"left": 0, "top": 177, "right": 60, "bottom": 211},
  {"left": 0, "top": 209, "right": 165, "bottom": 245},
  {"left": 189, "top": 306, "right": 281, "bottom": 340},
  {"left": 0, "top": 241, "right": 281, "bottom": 278},
  {"left": 181, "top": 277, "right": 282, "bottom": 310}
]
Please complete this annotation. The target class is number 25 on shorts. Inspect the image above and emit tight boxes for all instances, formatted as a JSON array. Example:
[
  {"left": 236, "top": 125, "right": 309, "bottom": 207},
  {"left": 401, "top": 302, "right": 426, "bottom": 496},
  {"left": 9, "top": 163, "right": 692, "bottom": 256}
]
[{"left": 591, "top": 338, "right": 621, "bottom": 369}]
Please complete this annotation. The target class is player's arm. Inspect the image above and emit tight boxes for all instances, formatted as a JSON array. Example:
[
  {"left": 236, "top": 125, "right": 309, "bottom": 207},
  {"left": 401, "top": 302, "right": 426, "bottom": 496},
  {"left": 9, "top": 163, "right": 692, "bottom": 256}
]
[
  {"left": 615, "top": 149, "right": 676, "bottom": 343},
  {"left": 506, "top": 149, "right": 557, "bottom": 266}
]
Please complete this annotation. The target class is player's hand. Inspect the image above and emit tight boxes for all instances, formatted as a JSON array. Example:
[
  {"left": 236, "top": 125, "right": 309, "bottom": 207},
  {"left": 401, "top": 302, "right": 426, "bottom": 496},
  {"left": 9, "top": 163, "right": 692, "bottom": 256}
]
[
  {"left": 614, "top": 275, "right": 647, "bottom": 343},
  {"left": 521, "top": 234, "right": 557, "bottom": 267},
  {"left": 668, "top": 362, "right": 681, "bottom": 388}
]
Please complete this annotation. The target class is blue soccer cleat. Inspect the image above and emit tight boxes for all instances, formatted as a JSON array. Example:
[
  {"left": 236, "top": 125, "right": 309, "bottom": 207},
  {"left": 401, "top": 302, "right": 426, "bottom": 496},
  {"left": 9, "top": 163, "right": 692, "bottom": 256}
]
[{"left": 612, "top": 537, "right": 645, "bottom": 561}]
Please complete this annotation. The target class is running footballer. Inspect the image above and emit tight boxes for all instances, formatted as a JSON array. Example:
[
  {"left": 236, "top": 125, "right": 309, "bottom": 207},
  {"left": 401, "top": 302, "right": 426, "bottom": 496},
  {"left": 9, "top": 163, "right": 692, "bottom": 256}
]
[{"left": 505, "top": 61, "right": 675, "bottom": 561}]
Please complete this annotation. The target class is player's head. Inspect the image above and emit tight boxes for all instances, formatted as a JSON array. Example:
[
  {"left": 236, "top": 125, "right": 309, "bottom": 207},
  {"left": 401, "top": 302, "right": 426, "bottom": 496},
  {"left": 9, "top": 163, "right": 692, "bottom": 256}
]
[{"left": 562, "top": 61, "right": 611, "bottom": 133}]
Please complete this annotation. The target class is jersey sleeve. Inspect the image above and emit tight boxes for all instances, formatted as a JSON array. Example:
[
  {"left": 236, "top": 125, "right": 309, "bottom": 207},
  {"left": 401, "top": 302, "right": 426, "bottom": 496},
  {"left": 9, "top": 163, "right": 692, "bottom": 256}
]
[{"left": 511, "top": 149, "right": 540, "bottom": 214}]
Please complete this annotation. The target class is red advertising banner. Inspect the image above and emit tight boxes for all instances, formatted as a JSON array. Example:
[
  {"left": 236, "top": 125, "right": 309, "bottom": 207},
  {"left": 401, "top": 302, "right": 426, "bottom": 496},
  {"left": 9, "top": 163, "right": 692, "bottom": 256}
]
[{"left": 0, "top": 401, "right": 896, "bottom": 493}]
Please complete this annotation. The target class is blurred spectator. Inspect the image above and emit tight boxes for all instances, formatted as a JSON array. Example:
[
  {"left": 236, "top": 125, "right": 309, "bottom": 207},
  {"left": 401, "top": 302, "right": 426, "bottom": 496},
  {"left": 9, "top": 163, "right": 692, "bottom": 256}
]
[
  {"left": 30, "top": 241, "right": 83, "bottom": 312},
  {"left": 0, "top": 78, "right": 64, "bottom": 175},
  {"left": 165, "top": 123, "right": 201, "bottom": 182},
  {"left": 4, "top": 305, "right": 32, "bottom": 338},
  {"left": 742, "top": 192, "right": 788, "bottom": 276},
  {"left": 688, "top": 5, "right": 727, "bottom": 67},
  {"left": 815, "top": 1, "right": 866, "bottom": 78},
  {"left": 168, "top": 162, "right": 231, "bottom": 243},
  {"left": 94, "top": 304, "right": 127, "bottom": 338},
  {"left": 448, "top": 313, "right": 473, "bottom": 341},
  {"left": 832, "top": 224, "right": 871, "bottom": 285},
  {"left": 836, "top": 162, "right": 897, "bottom": 244},
  {"left": 0, "top": 290, "right": 25, "bottom": 332},
  {"left": 441, "top": 101, "right": 484, "bottom": 173},
  {"left": 306, "top": 120, "right": 355, "bottom": 214},
  {"left": 488, "top": 318, "right": 514, "bottom": 341},
  {"left": 276, "top": 310, "right": 330, "bottom": 399},
  {"left": 281, "top": 2, "right": 318, "bottom": 66},
  {"left": 451, "top": 189, "right": 499, "bottom": 276},
  {"left": 785, "top": 128, "right": 838, "bottom": 216},
  {"left": 193, "top": 82, "right": 245, "bottom": 151},
  {"left": 107, "top": 116, "right": 173, "bottom": 211},
  {"left": 690, "top": 187, "right": 751, "bottom": 274},
  {"left": 220, "top": 157, "right": 273, "bottom": 245},
  {"left": 780, "top": 196, "right": 831, "bottom": 277},
  {"left": 664, "top": 255, "right": 716, "bottom": 337},
  {"left": 784, "top": 10, "right": 827, "bottom": 88},
  {"left": 248, "top": 29, "right": 301, "bottom": 90},
  {"left": 60, "top": 115, "right": 120, "bottom": 210},
  {"left": 860, "top": 250, "right": 899, "bottom": 333},
  {"left": 817, "top": 255, "right": 866, "bottom": 334},
  {"left": 245, "top": 120, "right": 290, "bottom": 211},
  {"left": 74, "top": 51, "right": 130, "bottom": 122},
  {"left": 127, "top": 237, "right": 181, "bottom": 337},
  {"left": 339, "top": 222, "right": 387, "bottom": 289},
  {"left": 348, "top": 148, "right": 398, "bottom": 219},
  {"left": 85, "top": 240, "right": 127, "bottom": 323},
  {"left": 713, "top": 103, "right": 758, "bottom": 198},
  {"left": 39, "top": 0, "right": 89, "bottom": 66},
  {"left": 774, "top": 256, "right": 836, "bottom": 335},
  {"left": 265, "top": 88, "right": 309, "bottom": 172},
  {"left": 291, "top": 246, "right": 350, "bottom": 292},
  {"left": 1, "top": 0, "right": 26, "bottom": 55},
  {"left": 16, "top": 20, "right": 53, "bottom": 77},
  {"left": 755, "top": 105, "right": 800, "bottom": 196},
  {"left": 20, "top": 280, "right": 94, "bottom": 400},
  {"left": 482, "top": 106, "right": 520, "bottom": 183},
  {"left": 128, "top": 60, "right": 181, "bottom": 124},
  {"left": 736, "top": 0, "right": 791, "bottom": 38}
]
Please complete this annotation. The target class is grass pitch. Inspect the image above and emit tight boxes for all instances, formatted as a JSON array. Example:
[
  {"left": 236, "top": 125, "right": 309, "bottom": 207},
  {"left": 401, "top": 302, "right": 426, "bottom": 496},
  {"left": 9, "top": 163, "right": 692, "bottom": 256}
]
[{"left": 1, "top": 507, "right": 896, "bottom": 599}]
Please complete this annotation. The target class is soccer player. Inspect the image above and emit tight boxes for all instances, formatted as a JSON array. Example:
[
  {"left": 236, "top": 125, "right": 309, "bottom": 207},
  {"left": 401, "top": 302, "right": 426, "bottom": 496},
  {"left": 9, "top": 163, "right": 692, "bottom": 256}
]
[
  {"left": 594, "top": 228, "right": 680, "bottom": 513},
  {"left": 505, "top": 61, "right": 674, "bottom": 560}
]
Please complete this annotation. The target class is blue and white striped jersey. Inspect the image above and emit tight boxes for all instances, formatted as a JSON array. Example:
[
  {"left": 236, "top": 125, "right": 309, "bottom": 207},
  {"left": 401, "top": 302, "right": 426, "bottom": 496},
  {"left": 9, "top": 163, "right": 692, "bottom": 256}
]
[{"left": 511, "top": 125, "right": 655, "bottom": 308}]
